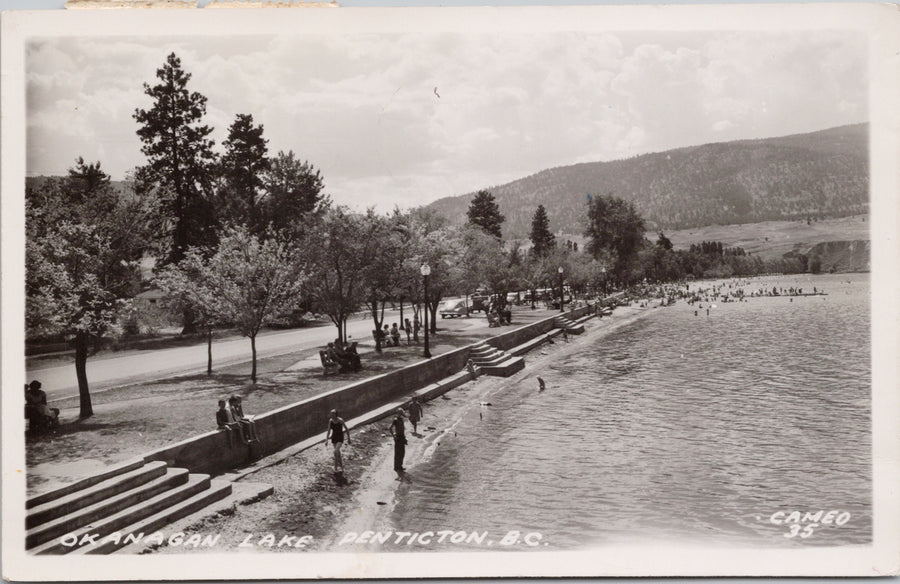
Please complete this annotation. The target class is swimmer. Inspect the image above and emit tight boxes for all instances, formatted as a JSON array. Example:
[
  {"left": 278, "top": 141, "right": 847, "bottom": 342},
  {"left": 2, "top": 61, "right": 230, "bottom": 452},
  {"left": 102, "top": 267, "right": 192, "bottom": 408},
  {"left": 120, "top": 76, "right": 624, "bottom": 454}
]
[{"left": 538, "top": 377, "right": 546, "bottom": 391}]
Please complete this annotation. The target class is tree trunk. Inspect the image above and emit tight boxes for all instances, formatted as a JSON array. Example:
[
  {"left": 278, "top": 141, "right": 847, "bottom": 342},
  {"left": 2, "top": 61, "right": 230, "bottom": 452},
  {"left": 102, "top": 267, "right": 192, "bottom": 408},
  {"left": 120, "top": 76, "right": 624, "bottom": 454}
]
[
  {"left": 371, "top": 297, "right": 383, "bottom": 353},
  {"left": 429, "top": 302, "right": 438, "bottom": 334},
  {"left": 181, "top": 306, "right": 198, "bottom": 335},
  {"left": 250, "top": 334, "right": 257, "bottom": 383},
  {"left": 207, "top": 326, "right": 213, "bottom": 376},
  {"left": 74, "top": 333, "right": 93, "bottom": 419}
]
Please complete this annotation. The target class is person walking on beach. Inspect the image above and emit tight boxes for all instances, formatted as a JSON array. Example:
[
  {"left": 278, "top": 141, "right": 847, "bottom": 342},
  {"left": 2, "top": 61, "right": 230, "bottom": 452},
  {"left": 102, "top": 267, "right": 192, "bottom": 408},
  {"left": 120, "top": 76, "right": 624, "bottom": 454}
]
[
  {"left": 325, "top": 409, "right": 351, "bottom": 473},
  {"left": 390, "top": 408, "right": 407, "bottom": 476},
  {"left": 408, "top": 396, "right": 423, "bottom": 433}
]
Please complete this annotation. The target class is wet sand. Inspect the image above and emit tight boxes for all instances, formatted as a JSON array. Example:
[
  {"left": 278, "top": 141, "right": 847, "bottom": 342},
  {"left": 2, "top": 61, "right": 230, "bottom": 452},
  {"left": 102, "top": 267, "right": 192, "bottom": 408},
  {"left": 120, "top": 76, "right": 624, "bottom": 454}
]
[
  {"left": 322, "top": 304, "right": 654, "bottom": 551},
  {"left": 149, "top": 304, "right": 655, "bottom": 554}
]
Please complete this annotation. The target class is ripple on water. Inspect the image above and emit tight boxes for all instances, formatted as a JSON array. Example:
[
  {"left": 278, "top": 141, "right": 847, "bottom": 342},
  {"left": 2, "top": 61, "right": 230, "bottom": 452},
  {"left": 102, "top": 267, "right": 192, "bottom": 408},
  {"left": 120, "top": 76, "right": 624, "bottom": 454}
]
[{"left": 392, "top": 274, "right": 871, "bottom": 549}]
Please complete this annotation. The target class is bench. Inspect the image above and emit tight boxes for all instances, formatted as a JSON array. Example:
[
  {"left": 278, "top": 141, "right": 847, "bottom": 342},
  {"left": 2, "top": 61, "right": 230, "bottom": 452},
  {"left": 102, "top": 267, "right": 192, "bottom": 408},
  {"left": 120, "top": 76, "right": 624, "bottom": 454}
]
[{"left": 319, "top": 350, "right": 340, "bottom": 376}]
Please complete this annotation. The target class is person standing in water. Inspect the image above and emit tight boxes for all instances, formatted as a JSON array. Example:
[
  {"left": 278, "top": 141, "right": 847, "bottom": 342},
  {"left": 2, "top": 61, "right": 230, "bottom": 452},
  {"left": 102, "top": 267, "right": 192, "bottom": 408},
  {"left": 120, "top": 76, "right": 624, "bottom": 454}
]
[
  {"left": 408, "top": 396, "right": 423, "bottom": 433},
  {"left": 325, "top": 409, "right": 351, "bottom": 473},
  {"left": 390, "top": 408, "right": 407, "bottom": 477}
]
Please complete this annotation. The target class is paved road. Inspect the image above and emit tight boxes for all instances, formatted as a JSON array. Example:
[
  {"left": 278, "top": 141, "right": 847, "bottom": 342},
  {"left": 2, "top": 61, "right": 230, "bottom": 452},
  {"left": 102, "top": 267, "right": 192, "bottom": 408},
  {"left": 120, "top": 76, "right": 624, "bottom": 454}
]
[{"left": 26, "top": 308, "right": 429, "bottom": 402}]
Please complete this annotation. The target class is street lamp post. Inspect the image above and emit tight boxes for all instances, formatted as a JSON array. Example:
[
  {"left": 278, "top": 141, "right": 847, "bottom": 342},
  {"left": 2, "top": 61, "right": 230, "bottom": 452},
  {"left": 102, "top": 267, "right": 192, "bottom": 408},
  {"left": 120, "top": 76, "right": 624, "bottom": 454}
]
[
  {"left": 421, "top": 263, "right": 432, "bottom": 358},
  {"left": 558, "top": 266, "right": 565, "bottom": 313}
]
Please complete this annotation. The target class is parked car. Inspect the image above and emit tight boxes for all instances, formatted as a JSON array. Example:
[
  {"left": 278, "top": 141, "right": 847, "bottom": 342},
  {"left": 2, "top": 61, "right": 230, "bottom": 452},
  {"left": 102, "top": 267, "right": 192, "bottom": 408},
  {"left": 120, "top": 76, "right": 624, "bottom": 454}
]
[
  {"left": 470, "top": 294, "right": 489, "bottom": 313},
  {"left": 439, "top": 299, "right": 469, "bottom": 318}
]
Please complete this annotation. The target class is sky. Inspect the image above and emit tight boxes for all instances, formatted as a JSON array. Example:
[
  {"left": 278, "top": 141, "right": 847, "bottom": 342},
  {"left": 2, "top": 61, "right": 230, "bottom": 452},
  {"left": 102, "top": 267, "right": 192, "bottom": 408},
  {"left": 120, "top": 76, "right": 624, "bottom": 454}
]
[{"left": 26, "top": 30, "right": 867, "bottom": 211}]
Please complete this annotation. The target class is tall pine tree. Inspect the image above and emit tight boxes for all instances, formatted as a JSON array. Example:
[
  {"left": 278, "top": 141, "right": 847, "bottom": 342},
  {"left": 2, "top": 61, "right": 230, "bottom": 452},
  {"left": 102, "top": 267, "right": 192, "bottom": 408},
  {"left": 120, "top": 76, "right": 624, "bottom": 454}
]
[
  {"left": 134, "top": 52, "right": 217, "bottom": 265},
  {"left": 262, "top": 150, "right": 328, "bottom": 235},
  {"left": 466, "top": 189, "right": 504, "bottom": 239},
  {"left": 529, "top": 204, "right": 555, "bottom": 257},
  {"left": 219, "top": 113, "right": 269, "bottom": 232}
]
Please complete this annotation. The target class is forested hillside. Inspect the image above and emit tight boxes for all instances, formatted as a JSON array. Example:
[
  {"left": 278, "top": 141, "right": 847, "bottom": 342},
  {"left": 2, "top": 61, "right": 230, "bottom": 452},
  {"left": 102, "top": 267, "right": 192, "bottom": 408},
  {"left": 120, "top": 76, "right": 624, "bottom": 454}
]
[{"left": 427, "top": 123, "right": 868, "bottom": 238}]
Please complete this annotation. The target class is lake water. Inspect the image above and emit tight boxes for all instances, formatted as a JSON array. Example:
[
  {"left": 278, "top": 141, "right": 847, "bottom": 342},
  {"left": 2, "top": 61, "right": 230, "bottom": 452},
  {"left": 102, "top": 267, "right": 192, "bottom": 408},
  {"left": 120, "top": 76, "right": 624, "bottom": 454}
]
[{"left": 390, "top": 273, "right": 871, "bottom": 550}]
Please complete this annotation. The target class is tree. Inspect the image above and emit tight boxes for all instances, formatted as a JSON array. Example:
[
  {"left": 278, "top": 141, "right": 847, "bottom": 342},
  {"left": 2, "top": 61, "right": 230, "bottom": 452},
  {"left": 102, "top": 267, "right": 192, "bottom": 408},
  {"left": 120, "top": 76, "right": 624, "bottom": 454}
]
[
  {"left": 396, "top": 208, "right": 456, "bottom": 331},
  {"left": 197, "top": 226, "right": 305, "bottom": 383},
  {"left": 263, "top": 150, "right": 329, "bottom": 234},
  {"left": 301, "top": 207, "right": 373, "bottom": 343},
  {"left": 26, "top": 161, "right": 150, "bottom": 418},
  {"left": 529, "top": 204, "right": 555, "bottom": 258},
  {"left": 154, "top": 252, "right": 225, "bottom": 377},
  {"left": 133, "top": 52, "right": 218, "bottom": 267},
  {"left": 360, "top": 211, "right": 405, "bottom": 352},
  {"left": 461, "top": 227, "right": 514, "bottom": 310},
  {"left": 67, "top": 156, "right": 111, "bottom": 203},
  {"left": 466, "top": 189, "right": 504, "bottom": 239},
  {"left": 584, "top": 193, "right": 646, "bottom": 286},
  {"left": 218, "top": 113, "right": 269, "bottom": 232},
  {"left": 415, "top": 224, "right": 460, "bottom": 334}
]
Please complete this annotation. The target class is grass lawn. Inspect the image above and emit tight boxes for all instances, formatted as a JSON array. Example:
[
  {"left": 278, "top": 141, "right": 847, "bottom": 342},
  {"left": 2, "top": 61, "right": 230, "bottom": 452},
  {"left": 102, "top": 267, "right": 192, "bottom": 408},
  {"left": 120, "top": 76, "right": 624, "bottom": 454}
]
[{"left": 24, "top": 306, "right": 557, "bottom": 496}]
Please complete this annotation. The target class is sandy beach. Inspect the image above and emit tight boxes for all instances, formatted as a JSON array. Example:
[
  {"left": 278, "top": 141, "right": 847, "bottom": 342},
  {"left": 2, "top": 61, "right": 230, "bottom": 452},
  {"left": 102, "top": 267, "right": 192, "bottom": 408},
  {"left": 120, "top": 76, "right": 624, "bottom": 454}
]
[{"left": 148, "top": 303, "right": 654, "bottom": 554}]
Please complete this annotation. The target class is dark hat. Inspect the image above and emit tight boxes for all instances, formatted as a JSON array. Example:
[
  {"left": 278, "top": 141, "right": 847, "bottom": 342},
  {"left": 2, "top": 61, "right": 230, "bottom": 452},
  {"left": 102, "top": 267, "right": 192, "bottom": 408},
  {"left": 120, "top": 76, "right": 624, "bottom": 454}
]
[{"left": 29, "top": 380, "right": 42, "bottom": 390}]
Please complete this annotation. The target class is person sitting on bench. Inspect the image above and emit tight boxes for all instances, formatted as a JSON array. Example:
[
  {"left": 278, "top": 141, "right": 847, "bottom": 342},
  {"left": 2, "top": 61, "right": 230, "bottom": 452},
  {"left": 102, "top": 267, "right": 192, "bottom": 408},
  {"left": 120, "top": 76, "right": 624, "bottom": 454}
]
[
  {"left": 320, "top": 348, "right": 340, "bottom": 375},
  {"left": 332, "top": 339, "right": 361, "bottom": 372},
  {"left": 390, "top": 323, "right": 401, "bottom": 346}
]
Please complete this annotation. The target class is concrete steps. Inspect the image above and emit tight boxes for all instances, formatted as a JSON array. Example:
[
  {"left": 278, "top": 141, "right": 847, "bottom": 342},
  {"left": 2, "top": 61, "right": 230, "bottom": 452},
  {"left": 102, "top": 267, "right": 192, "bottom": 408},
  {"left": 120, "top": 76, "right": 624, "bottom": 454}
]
[
  {"left": 26, "top": 461, "right": 169, "bottom": 529},
  {"left": 73, "top": 480, "right": 235, "bottom": 555},
  {"left": 26, "top": 461, "right": 234, "bottom": 555},
  {"left": 25, "top": 467, "right": 190, "bottom": 549},
  {"left": 26, "top": 459, "right": 145, "bottom": 510},
  {"left": 553, "top": 315, "right": 585, "bottom": 334},
  {"left": 469, "top": 342, "right": 525, "bottom": 377}
]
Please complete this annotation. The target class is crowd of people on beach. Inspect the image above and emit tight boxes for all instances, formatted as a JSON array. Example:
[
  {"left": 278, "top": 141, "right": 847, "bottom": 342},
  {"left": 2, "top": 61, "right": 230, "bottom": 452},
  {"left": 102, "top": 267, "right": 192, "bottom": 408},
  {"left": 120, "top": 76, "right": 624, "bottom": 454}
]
[
  {"left": 627, "top": 278, "right": 827, "bottom": 309},
  {"left": 215, "top": 395, "right": 260, "bottom": 447}
]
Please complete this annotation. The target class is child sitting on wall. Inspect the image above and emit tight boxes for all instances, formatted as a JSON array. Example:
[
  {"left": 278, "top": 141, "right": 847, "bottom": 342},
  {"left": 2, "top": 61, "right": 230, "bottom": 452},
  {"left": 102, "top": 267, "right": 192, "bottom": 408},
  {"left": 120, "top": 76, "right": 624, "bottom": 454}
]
[
  {"left": 216, "top": 400, "right": 249, "bottom": 447},
  {"left": 229, "top": 395, "right": 259, "bottom": 443}
]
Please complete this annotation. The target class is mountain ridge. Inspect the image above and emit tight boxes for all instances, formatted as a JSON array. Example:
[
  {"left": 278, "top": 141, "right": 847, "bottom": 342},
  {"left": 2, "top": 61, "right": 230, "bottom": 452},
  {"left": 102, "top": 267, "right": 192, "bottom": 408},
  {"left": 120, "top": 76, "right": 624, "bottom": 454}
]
[{"left": 426, "top": 123, "right": 868, "bottom": 238}]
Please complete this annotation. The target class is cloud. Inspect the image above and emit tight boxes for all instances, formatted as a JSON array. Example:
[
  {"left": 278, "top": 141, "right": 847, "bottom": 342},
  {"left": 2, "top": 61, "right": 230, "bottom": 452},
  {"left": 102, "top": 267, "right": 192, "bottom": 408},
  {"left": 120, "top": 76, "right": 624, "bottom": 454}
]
[{"left": 25, "top": 30, "right": 867, "bottom": 210}]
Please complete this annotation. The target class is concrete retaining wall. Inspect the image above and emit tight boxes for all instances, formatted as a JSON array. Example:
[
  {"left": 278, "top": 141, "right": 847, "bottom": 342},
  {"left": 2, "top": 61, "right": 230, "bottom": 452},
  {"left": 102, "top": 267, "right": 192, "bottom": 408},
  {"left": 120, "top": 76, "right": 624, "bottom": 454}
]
[
  {"left": 487, "top": 304, "right": 594, "bottom": 352},
  {"left": 143, "top": 304, "right": 593, "bottom": 476}
]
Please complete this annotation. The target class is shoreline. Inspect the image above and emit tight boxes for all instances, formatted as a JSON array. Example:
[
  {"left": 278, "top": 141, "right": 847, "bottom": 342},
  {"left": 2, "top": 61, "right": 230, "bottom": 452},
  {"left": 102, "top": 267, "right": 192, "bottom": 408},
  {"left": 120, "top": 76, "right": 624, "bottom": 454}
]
[
  {"left": 320, "top": 304, "right": 654, "bottom": 551},
  {"left": 147, "top": 303, "right": 656, "bottom": 554}
]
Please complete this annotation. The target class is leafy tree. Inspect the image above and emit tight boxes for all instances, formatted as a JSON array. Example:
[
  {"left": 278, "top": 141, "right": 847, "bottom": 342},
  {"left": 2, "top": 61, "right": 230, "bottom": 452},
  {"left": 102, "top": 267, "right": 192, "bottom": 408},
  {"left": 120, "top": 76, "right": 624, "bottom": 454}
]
[
  {"left": 466, "top": 189, "right": 504, "bottom": 239},
  {"left": 461, "top": 227, "right": 515, "bottom": 310},
  {"left": 584, "top": 193, "right": 646, "bottom": 286},
  {"left": 397, "top": 208, "right": 456, "bottom": 330},
  {"left": 360, "top": 211, "right": 406, "bottom": 352},
  {"left": 154, "top": 253, "right": 225, "bottom": 376},
  {"left": 529, "top": 204, "right": 555, "bottom": 258},
  {"left": 218, "top": 113, "right": 269, "bottom": 232},
  {"left": 133, "top": 52, "right": 218, "bottom": 266},
  {"left": 301, "top": 207, "right": 373, "bottom": 343},
  {"left": 416, "top": 224, "right": 460, "bottom": 334},
  {"left": 26, "top": 161, "right": 150, "bottom": 418},
  {"left": 195, "top": 226, "right": 305, "bottom": 382},
  {"left": 263, "top": 150, "right": 329, "bottom": 234}
]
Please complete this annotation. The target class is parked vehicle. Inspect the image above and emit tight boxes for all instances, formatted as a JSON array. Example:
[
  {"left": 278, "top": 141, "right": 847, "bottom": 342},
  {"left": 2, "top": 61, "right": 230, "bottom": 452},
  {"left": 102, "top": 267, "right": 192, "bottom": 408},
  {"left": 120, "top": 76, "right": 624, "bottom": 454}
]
[
  {"left": 470, "top": 294, "right": 488, "bottom": 313},
  {"left": 439, "top": 299, "right": 469, "bottom": 318}
]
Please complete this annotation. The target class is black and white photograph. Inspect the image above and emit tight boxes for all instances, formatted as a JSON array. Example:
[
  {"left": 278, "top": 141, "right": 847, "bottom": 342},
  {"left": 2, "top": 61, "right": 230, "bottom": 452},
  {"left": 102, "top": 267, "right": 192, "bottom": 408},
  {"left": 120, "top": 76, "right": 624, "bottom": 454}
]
[{"left": 2, "top": 4, "right": 899, "bottom": 580}]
